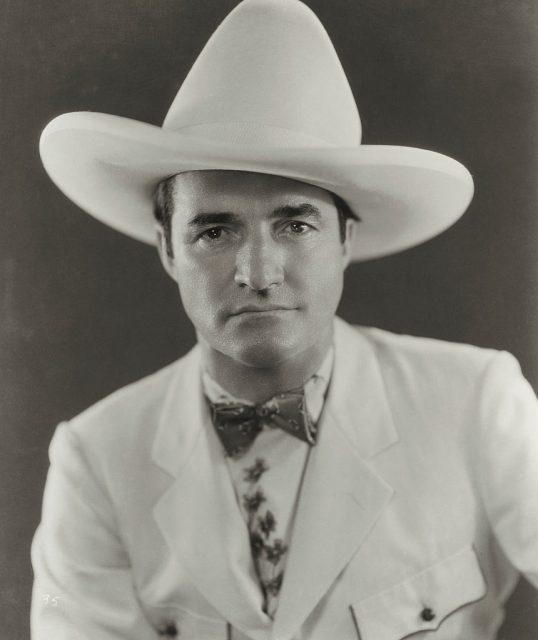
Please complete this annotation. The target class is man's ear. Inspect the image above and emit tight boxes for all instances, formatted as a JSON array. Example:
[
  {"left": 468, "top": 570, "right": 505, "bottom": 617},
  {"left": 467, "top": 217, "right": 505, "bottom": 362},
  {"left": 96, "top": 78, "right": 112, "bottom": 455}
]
[
  {"left": 342, "top": 218, "right": 356, "bottom": 269},
  {"left": 155, "top": 225, "right": 177, "bottom": 281}
]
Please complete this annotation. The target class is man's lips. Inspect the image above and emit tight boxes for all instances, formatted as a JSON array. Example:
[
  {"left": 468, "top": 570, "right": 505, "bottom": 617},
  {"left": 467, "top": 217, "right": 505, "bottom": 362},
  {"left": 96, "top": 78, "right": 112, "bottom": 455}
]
[{"left": 230, "top": 305, "right": 296, "bottom": 316}]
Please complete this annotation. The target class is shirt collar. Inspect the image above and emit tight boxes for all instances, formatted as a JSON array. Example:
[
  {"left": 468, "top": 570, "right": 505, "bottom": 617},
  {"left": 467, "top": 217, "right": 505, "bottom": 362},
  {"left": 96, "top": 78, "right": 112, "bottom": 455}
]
[{"left": 202, "top": 346, "right": 334, "bottom": 424}]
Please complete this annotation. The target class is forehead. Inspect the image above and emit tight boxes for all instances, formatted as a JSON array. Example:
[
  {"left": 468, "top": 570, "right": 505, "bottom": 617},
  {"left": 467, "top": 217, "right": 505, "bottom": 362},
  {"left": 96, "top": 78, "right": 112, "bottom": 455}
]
[{"left": 168, "top": 170, "right": 336, "bottom": 214}]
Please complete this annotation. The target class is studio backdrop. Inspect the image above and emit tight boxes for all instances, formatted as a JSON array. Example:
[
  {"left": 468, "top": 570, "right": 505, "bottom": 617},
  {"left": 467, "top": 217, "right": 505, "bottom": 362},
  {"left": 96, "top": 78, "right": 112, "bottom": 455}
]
[{"left": 1, "top": 1, "right": 537, "bottom": 638}]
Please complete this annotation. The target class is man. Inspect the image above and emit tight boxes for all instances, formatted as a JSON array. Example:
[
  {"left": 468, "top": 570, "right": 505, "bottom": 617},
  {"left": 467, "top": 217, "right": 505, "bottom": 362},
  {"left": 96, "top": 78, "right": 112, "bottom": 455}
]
[{"left": 32, "top": 0, "right": 538, "bottom": 639}]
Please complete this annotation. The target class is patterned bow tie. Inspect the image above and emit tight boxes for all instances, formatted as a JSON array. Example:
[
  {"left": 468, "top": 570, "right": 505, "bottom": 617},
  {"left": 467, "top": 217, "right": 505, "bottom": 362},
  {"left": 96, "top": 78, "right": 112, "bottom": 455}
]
[{"left": 208, "top": 389, "right": 317, "bottom": 457}]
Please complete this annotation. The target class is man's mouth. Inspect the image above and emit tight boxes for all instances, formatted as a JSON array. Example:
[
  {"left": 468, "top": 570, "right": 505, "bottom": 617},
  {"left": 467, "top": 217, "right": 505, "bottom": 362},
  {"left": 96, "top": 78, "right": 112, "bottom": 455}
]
[{"left": 230, "top": 305, "right": 295, "bottom": 316}]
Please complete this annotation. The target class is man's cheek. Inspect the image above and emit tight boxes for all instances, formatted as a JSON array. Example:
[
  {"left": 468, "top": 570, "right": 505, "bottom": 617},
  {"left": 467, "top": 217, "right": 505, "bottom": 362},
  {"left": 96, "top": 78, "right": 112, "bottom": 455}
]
[
  {"left": 314, "top": 271, "right": 344, "bottom": 313},
  {"left": 302, "top": 258, "right": 343, "bottom": 296}
]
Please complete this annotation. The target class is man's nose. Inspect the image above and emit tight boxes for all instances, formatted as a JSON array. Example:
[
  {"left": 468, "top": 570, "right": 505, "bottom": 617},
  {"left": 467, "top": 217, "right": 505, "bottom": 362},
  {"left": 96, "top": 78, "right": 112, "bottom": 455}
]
[{"left": 234, "top": 236, "right": 284, "bottom": 291}]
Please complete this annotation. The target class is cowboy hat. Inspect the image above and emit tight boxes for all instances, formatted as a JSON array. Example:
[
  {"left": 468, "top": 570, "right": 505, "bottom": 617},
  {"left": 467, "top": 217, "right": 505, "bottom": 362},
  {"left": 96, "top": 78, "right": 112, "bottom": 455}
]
[{"left": 39, "top": 0, "right": 473, "bottom": 261}]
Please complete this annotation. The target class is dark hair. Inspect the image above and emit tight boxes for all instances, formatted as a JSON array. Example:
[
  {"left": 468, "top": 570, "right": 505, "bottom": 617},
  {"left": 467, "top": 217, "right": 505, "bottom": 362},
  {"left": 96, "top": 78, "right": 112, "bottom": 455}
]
[{"left": 153, "top": 174, "right": 359, "bottom": 258}]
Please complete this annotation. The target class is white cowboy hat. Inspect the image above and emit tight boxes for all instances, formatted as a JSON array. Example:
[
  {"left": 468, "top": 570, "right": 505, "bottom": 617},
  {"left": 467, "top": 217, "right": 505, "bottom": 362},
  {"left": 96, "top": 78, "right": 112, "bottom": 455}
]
[{"left": 39, "top": 0, "right": 473, "bottom": 261}]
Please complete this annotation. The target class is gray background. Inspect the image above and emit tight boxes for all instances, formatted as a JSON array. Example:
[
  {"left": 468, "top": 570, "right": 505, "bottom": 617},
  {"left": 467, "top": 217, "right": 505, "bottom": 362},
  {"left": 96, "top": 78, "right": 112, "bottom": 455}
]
[{"left": 1, "top": 0, "right": 537, "bottom": 637}]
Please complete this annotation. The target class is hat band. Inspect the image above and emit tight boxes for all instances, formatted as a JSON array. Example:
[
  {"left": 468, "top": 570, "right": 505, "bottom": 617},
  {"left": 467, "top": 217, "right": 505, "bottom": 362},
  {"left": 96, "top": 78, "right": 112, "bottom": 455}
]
[{"left": 167, "top": 121, "right": 348, "bottom": 148}]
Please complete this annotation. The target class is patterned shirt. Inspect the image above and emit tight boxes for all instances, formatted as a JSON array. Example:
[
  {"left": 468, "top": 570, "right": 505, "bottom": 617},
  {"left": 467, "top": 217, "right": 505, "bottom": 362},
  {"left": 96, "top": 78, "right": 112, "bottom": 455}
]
[{"left": 202, "top": 347, "right": 334, "bottom": 617}]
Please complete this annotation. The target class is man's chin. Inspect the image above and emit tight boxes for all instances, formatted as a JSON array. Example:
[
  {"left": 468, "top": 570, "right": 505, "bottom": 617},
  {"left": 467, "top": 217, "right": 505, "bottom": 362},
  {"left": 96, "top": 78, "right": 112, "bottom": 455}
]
[
  {"left": 230, "top": 338, "right": 300, "bottom": 369},
  {"left": 217, "top": 313, "right": 304, "bottom": 366}
]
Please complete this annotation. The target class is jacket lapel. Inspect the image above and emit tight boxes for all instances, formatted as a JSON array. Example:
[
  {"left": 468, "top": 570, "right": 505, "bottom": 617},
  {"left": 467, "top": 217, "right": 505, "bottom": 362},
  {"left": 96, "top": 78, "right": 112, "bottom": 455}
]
[
  {"left": 152, "top": 346, "right": 271, "bottom": 640},
  {"left": 151, "top": 319, "right": 398, "bottom": 640},
  {"left": 272, "top": 318, "right": 398, "bottom": 640}
]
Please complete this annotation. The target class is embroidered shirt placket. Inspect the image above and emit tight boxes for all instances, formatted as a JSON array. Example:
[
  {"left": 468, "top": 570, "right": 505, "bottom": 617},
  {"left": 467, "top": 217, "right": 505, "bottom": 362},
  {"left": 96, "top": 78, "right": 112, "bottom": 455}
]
[{"left": 203, "top": 348, "right": 333, "bottom": 618}]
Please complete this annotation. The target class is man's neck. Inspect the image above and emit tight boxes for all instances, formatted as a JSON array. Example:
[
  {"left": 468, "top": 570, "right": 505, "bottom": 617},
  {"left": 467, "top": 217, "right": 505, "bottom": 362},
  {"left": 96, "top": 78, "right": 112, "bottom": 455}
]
[{"left": 197, "top": 327, "right": 334, "bottom": 404}]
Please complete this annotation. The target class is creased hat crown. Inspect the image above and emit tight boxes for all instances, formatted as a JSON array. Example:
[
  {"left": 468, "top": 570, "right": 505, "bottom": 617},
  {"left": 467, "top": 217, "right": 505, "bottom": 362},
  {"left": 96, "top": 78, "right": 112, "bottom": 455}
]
[
  {"left": 39, "top": 0, "right": 474, "bottom": 259},
  {"left": 163, "top": 0, "right": 361, "bottom": 148}
]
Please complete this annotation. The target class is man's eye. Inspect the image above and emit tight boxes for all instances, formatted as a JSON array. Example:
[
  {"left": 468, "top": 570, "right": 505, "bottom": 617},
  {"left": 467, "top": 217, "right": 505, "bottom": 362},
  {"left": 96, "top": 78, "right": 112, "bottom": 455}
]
[
  {"left": 201, "top": 227, "right": 224, "bottom": 241},
  {"left": 287, "top": 221, "right": 310, "bottom": 234}
]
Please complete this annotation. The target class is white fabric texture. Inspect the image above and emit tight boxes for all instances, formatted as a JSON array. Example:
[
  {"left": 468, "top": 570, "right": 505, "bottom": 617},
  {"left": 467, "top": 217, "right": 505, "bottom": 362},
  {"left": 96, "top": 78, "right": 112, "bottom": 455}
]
[{"left": 30, "top": 318, "right": 538, "bottom": 640}]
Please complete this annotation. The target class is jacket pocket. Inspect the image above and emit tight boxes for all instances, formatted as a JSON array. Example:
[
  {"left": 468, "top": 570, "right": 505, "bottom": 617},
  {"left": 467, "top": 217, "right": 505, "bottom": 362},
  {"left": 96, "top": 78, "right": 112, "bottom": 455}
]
[{"left": 350, "top": 545, "right": 487, "bottom": 639}]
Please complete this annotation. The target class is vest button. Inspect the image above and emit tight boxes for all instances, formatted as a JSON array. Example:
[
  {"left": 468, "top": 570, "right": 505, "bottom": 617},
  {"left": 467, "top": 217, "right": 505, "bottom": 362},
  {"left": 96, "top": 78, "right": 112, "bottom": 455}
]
[{"left": 420, "top": 607, "right": 436, "bottom": 622}]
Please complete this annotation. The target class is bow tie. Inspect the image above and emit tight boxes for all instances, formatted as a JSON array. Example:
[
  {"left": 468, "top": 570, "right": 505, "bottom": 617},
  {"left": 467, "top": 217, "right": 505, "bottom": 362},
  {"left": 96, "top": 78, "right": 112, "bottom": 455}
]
[{"left": 208, "top": 389, "right": 318, "bottom": 457}]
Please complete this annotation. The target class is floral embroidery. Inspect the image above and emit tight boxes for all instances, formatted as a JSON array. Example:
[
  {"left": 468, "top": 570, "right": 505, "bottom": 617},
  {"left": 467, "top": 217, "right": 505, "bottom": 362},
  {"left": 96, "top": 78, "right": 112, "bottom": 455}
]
[
  {"left": 243, "top": 458, "right": 269, "bottom": 483},
  {"left": 243, "top": 488, "right": 266, "bottom": 513},
  {"left": 240, "top": 455, "right": 288, "bottom": 616},
  {"left": 263, "top": 571, "right": 284, "bottom": 596},
  {"left": 258, "top": 510, "right": 276, "bottom": 538},
  {"left": 265, "top": 539, "right": 287, "bottom": 565},
  {"left": 250, "top": 531, "right": 265, "bottom": 558},
  {"left": 203, "top": 351, "right": 333, "bottom": 617}
]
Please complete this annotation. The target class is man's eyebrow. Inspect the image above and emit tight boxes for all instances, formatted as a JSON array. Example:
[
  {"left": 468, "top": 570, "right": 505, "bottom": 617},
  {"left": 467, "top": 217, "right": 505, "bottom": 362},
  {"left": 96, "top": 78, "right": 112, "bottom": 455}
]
[
  {"left": 187, "top": 204, "right": 321, "bottom": 227},
  {"left": 188, "top": 212, "right": 238, "bottom": 227},
  {"left": 270, "top": 203, "right": 322, "bottom": 219}
]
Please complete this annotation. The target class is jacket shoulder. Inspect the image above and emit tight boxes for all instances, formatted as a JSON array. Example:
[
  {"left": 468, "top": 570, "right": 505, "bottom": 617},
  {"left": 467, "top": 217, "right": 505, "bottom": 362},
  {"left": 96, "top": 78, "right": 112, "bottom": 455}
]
[
  {"left": 355, "top": 324, "right": 502, "bottom": 374},
  {"left": 62, "top": 347, "right": 197, "bottom": 457},
  {"left": 347, "top": 323, "right": 527, "bottom": 431},
  {"left": 351, "top": 323, "right": 528, "bottom": 412}
]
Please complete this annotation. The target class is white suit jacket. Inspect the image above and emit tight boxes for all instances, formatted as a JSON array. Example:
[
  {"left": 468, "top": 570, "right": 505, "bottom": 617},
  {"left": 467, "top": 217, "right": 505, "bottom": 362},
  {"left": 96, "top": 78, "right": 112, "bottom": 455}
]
[{"left": 31, "top": 317, "right": 538, "bottom": 640}]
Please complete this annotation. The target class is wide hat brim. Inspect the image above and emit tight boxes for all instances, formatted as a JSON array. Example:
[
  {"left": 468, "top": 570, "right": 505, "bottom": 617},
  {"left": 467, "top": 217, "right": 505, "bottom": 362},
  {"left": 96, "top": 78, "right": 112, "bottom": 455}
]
[{"left": 40, "top": 111, "right": 473, "bottom": 262}]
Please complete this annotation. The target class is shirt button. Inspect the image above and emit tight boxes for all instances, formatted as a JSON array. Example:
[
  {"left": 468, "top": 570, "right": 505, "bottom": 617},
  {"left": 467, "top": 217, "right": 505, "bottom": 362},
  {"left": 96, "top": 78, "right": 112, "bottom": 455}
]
[{"left": 420, "top": 607, "right": 436, "bottom": 622}]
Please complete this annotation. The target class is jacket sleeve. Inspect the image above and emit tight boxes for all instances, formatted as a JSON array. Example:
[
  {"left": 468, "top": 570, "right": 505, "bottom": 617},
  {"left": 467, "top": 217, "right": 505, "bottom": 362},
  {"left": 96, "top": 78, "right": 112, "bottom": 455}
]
[
  {"left": 31, "top": 422, "right": 157, "bottom": 640},
  {"left": 476, "top": 351, "right": 538, "bottom": 589}
]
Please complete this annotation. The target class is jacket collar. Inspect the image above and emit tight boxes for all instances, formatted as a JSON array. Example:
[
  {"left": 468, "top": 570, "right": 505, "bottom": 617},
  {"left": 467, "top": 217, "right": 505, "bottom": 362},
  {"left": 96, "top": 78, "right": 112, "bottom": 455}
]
[
  {"left": 271, "top": 317, "right": 397, "bottom": 640},
  {"left": 152, "top": 343, "right": 272, "bottom": 638},
  {"left": 329, "top": 316, "right": 398, "bottom": 458},
  {"left": 152, "top": 317, "right": 397, "bottom": 640}
]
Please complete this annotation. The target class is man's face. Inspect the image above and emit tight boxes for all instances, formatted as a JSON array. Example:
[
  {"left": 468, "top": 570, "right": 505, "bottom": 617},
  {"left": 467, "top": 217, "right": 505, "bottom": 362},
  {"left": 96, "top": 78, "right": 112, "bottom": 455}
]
[{"left": 159, "top": 170, "right": 353, "bottom": 368}]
